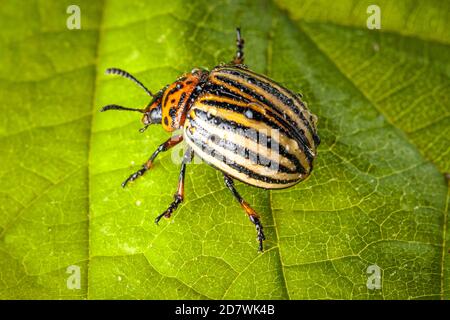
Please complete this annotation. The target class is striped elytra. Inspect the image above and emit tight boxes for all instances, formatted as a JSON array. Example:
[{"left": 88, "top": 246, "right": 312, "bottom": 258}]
[
  {"left": 101, "top": 28, "right": 320, "bottom": 251},
  {"left": 184, "top": 65, "right": 320, "bottom": 189}
]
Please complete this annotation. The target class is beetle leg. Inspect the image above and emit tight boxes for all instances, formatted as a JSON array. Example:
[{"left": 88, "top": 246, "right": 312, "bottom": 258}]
[
  {"left": 223, "top": 174, "right": 266, "bottom": 252},
  {"left": 122, "top": 134, "right": 183, "bottom": 188},
  {"left": 155, "top": 147, "right": 194, "bottom": 224},
  {"left": 232, "top": 27, "right": 245, "bottom": 65}
]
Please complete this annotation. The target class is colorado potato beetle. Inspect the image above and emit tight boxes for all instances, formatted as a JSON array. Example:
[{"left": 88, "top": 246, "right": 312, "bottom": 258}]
[{"left": 101, "top": 28, "right": 320, "bottom": 251}]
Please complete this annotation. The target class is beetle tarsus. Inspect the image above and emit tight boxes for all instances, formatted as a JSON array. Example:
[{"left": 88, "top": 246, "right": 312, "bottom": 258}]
[
  {"left": 154, "top": 211, "right": 166, "bottom": 225},
  {"left": 155, "top": 194, "right": 183, "bottom": 225},
  {"left": 250, "top": 215, "right": 266, "bottom": 252},
  {"left": 223, "top": 174, "right": 266, "bottom": 252},
  {"left": 122, "top": 166, "right": 147, "bottom": 188}
]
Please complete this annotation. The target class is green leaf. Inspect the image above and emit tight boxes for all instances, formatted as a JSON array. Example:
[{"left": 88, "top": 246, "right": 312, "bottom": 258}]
[{"left": 0, "top": 0, "right": 448, "bottom": 299}]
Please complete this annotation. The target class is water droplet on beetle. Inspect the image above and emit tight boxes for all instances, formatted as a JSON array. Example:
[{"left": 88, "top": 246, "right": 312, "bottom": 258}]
[
  {"left": 244, "top": 109, "right": 253, "bottom": 119},
  {"left": 135, "top": 200, "right": 142, "bottom": 206}
]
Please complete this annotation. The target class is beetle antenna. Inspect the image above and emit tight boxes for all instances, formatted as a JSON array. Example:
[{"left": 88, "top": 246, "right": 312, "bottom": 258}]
[
  {"left": 100, "top": 104, "right": 144, "bottom": 113},
  {"left": 106, "top": 68, "right": 154, "bottom": 97}
]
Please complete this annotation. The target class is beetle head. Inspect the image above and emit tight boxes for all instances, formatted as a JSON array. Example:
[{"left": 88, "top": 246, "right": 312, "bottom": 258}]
[
  {"left": 140, "top": 90, "right": 164, "bottom": 131},
  {"left": 100, "top": 67, "right": 208, "bottom": 133}
]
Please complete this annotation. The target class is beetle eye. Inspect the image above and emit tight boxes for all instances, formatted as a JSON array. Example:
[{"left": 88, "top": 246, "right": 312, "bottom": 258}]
[{"left": 142, "top": 113, "right": 150, "bottom": 125}]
